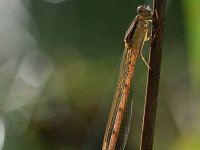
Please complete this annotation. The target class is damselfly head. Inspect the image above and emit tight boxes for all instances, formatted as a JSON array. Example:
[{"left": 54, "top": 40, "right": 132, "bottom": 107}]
[{"left": 137, "top": 5, "right": 153, "bottom": 18}]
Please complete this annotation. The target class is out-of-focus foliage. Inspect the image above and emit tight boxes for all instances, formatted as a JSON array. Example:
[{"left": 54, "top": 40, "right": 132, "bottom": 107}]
[
  {"left": 0, "top": 0, "right": 200, "bottom": 150},
  {"left": 171, "top": 133, "right": 200, "bottom": 150},
  {"left": 183, "top": 0, "right": 200, "bottom": 89}
]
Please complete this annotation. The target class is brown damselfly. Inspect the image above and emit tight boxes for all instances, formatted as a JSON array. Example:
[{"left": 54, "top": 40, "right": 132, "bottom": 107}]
[{"left": 102, "top": 5, "right": 154, "bottom": 150}]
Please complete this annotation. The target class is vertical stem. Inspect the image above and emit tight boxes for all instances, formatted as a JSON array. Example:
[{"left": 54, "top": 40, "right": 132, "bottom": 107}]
[{"left": 140, "top": 0, "right": 166, "bottom": 150}]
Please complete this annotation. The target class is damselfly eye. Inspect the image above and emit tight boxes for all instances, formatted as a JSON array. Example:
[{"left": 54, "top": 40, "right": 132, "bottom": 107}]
[{"left": 137, "top": 6, "right": 144, "bottom": 13}]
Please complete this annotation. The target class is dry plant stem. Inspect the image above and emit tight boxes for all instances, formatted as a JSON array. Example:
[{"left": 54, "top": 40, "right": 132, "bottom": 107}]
[{"left": 140, "top": 0, "right": 166, "bottom": 150}]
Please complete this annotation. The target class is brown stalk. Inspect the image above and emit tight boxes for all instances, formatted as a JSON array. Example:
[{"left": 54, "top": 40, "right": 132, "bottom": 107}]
[{"left": 140, "top": 0, "right": 166, "bottom": 150}]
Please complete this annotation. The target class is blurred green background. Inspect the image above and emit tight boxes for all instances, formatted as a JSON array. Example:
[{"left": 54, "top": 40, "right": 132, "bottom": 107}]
[{"left": 0, "top": 0, "right": 200, "bottom": 150}]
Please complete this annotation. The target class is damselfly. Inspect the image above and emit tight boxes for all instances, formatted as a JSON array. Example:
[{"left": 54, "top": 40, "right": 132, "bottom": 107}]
[{"left": 102, "top": 5, "right": 153, "bottom": 150}]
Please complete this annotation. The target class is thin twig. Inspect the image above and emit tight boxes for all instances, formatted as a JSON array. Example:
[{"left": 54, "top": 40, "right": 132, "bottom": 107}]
[{"left": 140, "top": 0, "right": 166, "bottom": 150}]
